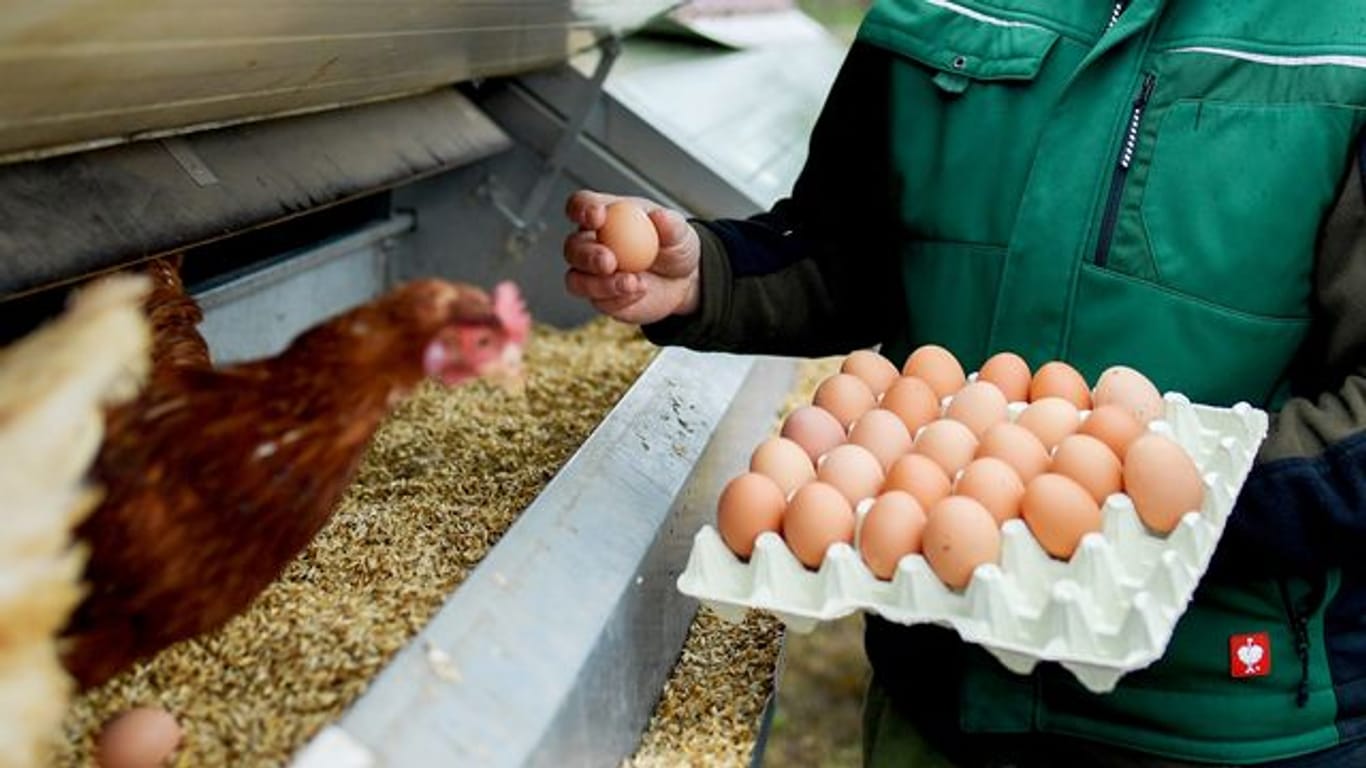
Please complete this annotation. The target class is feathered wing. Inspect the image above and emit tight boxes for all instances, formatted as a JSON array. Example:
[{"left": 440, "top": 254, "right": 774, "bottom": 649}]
[
  {"left": 143, "top": 256, "right": 211, "bottom": 377},
  {"left": 0, "top": 275, "right": 150, "bottom": 767}
]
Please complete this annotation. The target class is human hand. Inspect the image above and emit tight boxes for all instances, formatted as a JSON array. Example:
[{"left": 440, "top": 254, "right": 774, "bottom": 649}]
[{"left": 563, "top": 190, "right": 701, "bottom": 326}]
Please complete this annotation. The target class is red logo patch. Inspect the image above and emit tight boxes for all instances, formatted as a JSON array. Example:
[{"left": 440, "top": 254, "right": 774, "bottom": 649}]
[{"left": 1230, "top": 632, "right": 1271, "bottom": 678}]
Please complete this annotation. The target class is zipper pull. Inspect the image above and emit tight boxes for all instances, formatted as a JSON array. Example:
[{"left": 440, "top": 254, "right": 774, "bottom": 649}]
[
  {"left": 1106, "top": 1, "right": 1130, "bottom": 31},
  {"left": 1118, "top": 74, "right": 1157, "bottom": 171}
]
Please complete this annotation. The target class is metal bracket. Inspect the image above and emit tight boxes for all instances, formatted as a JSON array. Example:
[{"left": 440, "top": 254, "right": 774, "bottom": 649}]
[{"left": 478, "top": 36, "right": 622, "bottom": 257}]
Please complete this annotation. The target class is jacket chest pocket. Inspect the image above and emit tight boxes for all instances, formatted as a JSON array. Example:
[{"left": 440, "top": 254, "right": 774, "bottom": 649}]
[
  {"left": 861, "top": 0, "right": 1067, "bottom": 243},
  {"left": 1131, "top": 98, "right": 1360, "bottom": 319}
]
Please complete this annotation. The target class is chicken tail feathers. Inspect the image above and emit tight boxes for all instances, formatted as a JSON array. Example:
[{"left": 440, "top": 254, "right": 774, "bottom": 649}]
[
  {"left": 493, "top": 281, "right": 531, "bottom": 346},
  {"left": 144, "top": 256, "right": 212, "bottom": 374}
]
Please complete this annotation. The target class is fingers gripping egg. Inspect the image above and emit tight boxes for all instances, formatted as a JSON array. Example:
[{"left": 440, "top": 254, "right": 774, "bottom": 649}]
[{"left": 598, "top": 202, "right": 659, "bottom": 273}]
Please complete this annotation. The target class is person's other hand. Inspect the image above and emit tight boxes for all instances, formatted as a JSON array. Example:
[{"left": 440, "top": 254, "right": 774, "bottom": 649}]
[{"left": 563, "top": 190, "right": 701, "bottom": 325}]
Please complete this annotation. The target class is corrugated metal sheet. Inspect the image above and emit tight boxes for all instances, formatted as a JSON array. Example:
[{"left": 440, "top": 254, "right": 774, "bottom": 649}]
[{"left": 0, "top": 0, "right": 676, "bottom": 163}]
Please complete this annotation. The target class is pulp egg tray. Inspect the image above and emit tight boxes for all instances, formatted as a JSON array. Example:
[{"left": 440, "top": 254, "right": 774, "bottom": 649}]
[{"left": 677, "top": 393, "right": 1268, "bottom": 693}]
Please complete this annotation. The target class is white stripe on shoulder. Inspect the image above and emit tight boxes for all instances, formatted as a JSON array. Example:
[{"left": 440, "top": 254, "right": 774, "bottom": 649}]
[
  {"left": 1173, "top": 46, "right": 1366, "bottom": 70},
  {"left": 924, "top": 0, "right": 1043, "bottom": 29}
]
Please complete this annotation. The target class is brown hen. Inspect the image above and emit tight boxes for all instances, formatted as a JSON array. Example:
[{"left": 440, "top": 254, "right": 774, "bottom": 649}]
[{"left": 61, "top": 258, "right": 530, "bottom": 689}]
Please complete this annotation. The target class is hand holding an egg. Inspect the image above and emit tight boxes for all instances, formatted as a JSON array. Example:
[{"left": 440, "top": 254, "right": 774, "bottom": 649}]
[{"left": 563, "top": 190, "right": 702, "bottom": 325}]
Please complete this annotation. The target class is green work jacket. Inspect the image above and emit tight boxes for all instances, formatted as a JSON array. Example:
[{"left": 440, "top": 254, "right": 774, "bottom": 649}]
[{"left": 646, "top": 0, "right": 1366, "bottom": 763}]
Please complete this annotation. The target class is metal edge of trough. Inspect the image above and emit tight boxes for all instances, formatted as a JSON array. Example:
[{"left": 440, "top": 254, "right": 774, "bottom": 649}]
[{"left": 292, "top": 346, "right": 798, "bottom": 767}]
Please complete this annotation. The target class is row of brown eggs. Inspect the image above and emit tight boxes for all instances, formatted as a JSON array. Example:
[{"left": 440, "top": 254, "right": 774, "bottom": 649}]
[{"left": 716, "top": 346, "right": 1205, "bottom": 591}]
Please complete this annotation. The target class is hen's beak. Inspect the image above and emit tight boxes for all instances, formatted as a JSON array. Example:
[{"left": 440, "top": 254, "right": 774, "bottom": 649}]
[{"left": 479, "top": 343, "right": 526, "bottom": 395}]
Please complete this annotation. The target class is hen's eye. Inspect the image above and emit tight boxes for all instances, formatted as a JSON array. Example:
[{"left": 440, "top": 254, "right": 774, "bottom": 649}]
[{"left": 477, "top": 334, "right": 493, "bottom": 349}]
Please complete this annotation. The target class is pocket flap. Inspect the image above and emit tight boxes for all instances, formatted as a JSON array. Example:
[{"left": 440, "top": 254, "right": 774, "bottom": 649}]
[{"left": 859, "top": 0, "right": 1059, "bottom": 80}]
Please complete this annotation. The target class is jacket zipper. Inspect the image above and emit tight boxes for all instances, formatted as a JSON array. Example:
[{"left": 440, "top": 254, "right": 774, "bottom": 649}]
[
  {"left": 1093, "top": 72, "right": 1156, "bottom": 267},
  {"left": 1107, "top": 0, "right": 1129, "bottom": 31},
  {"left": 1277, "top": 580, "right": 1313, "bottom": 708}
]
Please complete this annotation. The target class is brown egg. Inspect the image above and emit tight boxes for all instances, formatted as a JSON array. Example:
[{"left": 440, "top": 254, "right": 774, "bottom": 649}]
[
  {"left": 783, "top": 481, "right": 856, "bottom": 568},
  {"left": 922, "top": 496, "right": 1001, "bottom": 590},
  {"left": 1029, "top": 361, "right": 1092, "bottom": 409},
  {"left": 902, "top": 344, "right": 967, "bottom": 400},
  {"left": 813, "top": 373, "right": 878, "bottom": 429},
  {"left": 880, "top": 376, "right": 942, "bottom": 435},
  {"left": 1021, "top": 473, "right": 1102, "bottom": 559},
  {"left": 945, "top": 381, "right": 1009, "bottom": 437},
  {"left": 750, "top": 437, "right": 815, "bottom": 497},
  {"left": 859, "top": 490, "right": 927, "bottom": 579},
  {"left": 842, "top": 350, "right": 900, "bottom": 396},
  {"left": 1079, "top": 405, "right": 1146, "bottom": 459},
  {"left": 848, "top": 408, "right": 914, "bottom": 469},
  {"left": 96, "top": 707, "right": 182, "bottom": 768},
  {"left": 977, "top": 351, "right": 1032, "bottom": 402},
  {"left": 598, "top": 202, "right": 659, "bottom": 273},
  {"left": 977, "top": 422, "right": 1050, "bottom": 483},
  {"left": 817, "top": 443, "right": 886, "bottom": 504},
  {"left": 716, "top": 472, "right": 787, "bottom": 558},
  {"left": 1016, "top": 397, "right": 1082, "bottom": 451},
  {"left": 914, "top": 419, "right": 979, "bottom": 477},
  {"left": 1124, "top": 433, "right": 1205, "bottom": 534},
  {"left": 955, "top": 457, "right": 1025, "bottom": 525},
  {"left": 1051, "top": 434, "right": 1122, "bottom": 504},
  {"left": 780, "top": 406, "right": 846, "bottom": 462},
  {"left": 883, "top": 453, "right": 953, "bottom": 510},
  {"left": 1093, "top": 365, "right": 1165, "bottom": 426}
]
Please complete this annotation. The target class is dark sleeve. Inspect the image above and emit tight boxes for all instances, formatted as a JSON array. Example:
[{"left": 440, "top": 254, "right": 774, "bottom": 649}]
[
  {"left": 643, "top": 41, "right": 906, "bottom": 356},
  {"left": 1211, "top": 145, "right": 1366, "bottom": 578}
]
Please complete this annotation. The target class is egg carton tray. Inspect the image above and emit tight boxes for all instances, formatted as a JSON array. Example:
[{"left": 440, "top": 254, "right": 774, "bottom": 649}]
[{"left": 677, "top": 393, "right": 1269, "bottom": 693}]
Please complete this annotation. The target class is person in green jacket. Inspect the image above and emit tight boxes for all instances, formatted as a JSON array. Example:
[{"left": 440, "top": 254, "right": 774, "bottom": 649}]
[{"left": 563, "top": 1, "right": 1366, "bottom": 765}]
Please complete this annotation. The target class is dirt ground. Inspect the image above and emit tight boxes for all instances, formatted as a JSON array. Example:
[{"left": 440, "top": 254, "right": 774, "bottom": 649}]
[{"left": 762, "top": 616, "right": 869, "bottom": 767}]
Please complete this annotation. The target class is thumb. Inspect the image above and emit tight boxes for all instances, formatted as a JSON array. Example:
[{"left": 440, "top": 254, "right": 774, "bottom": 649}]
[{"left": 649, "top": 208, "right": 692, "bottom": 248}]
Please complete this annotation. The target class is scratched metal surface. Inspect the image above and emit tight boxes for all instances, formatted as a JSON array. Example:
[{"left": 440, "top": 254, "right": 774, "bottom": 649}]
[{"left": 0, "top": 0, "right": 676, "bottom": 163}]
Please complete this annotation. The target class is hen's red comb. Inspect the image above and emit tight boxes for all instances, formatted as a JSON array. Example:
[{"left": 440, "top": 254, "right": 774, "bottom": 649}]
[{"left": 493, "top": 281, "right": 531, "bottom": 345}]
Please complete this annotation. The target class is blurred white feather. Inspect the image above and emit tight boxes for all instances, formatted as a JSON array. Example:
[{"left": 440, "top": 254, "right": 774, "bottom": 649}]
[{"left": 0, "top": 274, "right": 149, "bottom": 768}]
